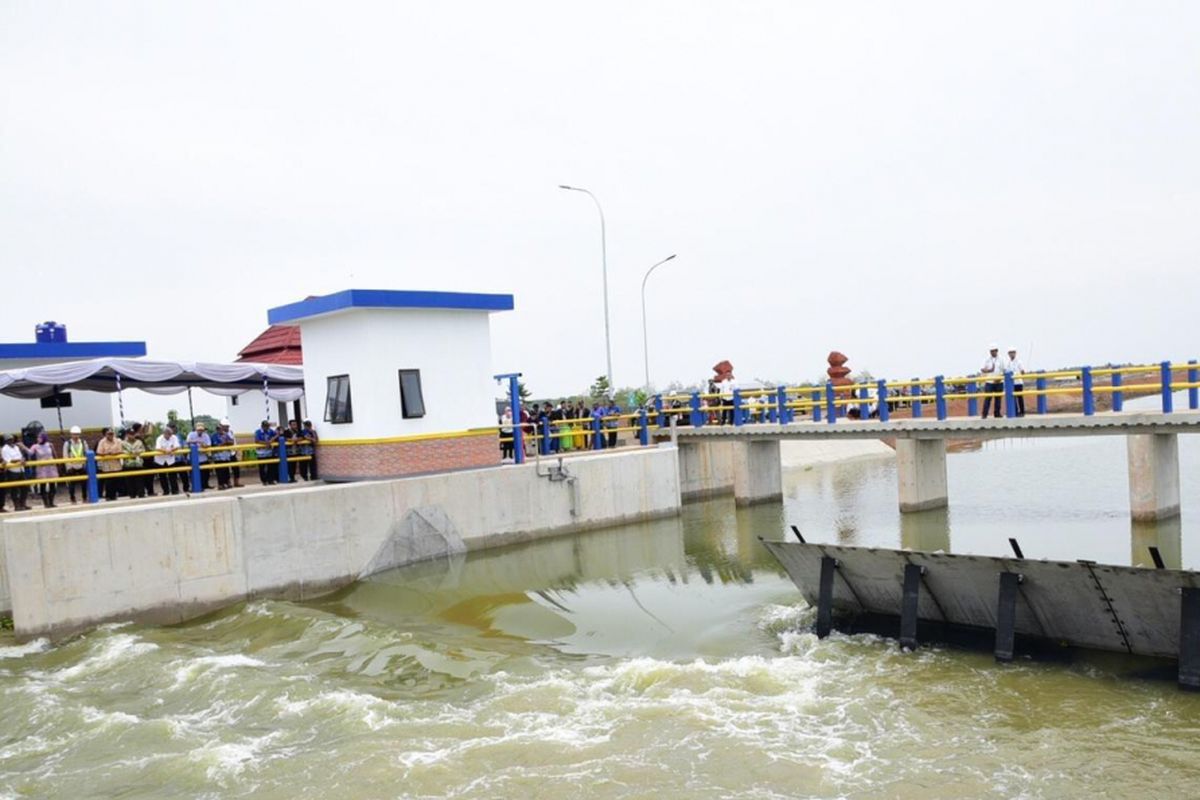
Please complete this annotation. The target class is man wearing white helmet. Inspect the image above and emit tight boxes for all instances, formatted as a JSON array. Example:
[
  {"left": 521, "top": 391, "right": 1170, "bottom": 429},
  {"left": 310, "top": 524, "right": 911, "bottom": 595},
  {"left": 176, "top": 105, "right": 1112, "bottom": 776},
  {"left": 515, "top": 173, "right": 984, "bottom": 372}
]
[
  {"left": 980, "top": 343, "right": 1003, "bottom": 418},
  {"left": 64, "top": 425, "right": 88, "bottom": 503},
  {"left": 1005, "top": 346, "right": 1026, "bottom": 417}
]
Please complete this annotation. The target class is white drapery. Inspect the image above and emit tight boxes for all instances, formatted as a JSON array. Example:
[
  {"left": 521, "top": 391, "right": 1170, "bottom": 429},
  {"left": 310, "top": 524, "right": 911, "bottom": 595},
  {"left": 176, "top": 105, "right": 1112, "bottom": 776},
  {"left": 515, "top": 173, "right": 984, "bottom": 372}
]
[{"left": 0, "top": 358, "right": 305, "bottom": 401}]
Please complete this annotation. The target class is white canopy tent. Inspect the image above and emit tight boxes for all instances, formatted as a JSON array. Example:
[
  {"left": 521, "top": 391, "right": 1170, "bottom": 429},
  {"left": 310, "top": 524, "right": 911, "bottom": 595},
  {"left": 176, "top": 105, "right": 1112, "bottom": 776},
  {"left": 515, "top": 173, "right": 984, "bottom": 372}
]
[{"left": 0, "top": 358, "right": 305, "bottom": 401}]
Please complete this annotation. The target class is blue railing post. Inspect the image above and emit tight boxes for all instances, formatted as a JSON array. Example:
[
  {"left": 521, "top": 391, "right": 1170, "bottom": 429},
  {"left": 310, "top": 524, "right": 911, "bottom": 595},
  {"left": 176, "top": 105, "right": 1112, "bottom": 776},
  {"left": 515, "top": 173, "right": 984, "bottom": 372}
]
[
  {"left": 858, "top": 389, "right": 870, "bottom": 421},
  {"left": 85, "top": 449, "right": 99, "bottom": 504},
  {"left": 877, "top": 380, "right": 889, "bottom": 423},
  {"left": 1036, "top": 373, "right": 1048, "bottom": 415},
  {"left": 1082, "top": 366, "right": 1095, "bottom": 416},
  {"left": 508, "top": 376, "right": 524, "bottom": 465},
  {"left": 1189, "top": 360, "right": 1199, "bottom": 411},
  {"left": 278, "top": 437, "right": 290, "bottom": 483},
  {"left": 540, "top": 418, "right": 551, "bottom": 455},
  {"left": 733, "top": 389, "right": 743, "bottom": 426},
  {"left": 1112, "top": 372, "right": 1123, "bottom": 412},
  {"left": 935, "top": 376, "right": 947, "bottom": 420},
  {"left": 911, "top": 380, "right": 922, "bottom": 418},
  {"left": 767, "top": 389, "right": 778, "bottom": 424},
  {"left": 824, "top": 382, "right": 836, "bottom": 424},
  {"left": 638, "top": 409, "right": 649, "bottom": 446},
  {"left": 655, "top": 395, "right": 665, "bottom": 429},
  {"left": 1161, "top": 361, "right": 1174, "bottom": 414},
  {"left": 689, "top": 392, "right": 702, "bottom": 427},
  {"left": 189, "top": 443, "right": 203, "bottom": 492},
  {"left": 966, "top": 380, "right": 978, "bottom": 418},
  {"left": 591, "top": 416, "right": 602, "bottom": 450},
  {"left": 775, "top": 387, "right": 787, "bottom": 424},
  {"left": 1003, "top": 371, "right": 1016, "bottom": 418},
  {"left": 811, "top": 390, "right": 821, "bottom": 423}
]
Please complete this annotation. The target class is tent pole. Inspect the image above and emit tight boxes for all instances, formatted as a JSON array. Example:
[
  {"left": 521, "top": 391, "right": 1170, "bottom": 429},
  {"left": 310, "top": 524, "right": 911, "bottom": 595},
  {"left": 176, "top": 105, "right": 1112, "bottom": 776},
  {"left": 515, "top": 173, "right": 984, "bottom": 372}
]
[
  {"left": 54, "top": 386, "right": 65, "bottom": 433},
  {"left": 115, "top": 373, "right": 126, "bottom": 426},
  {"left": 188, "top": 387, "right": 196, "bottom": 429}
]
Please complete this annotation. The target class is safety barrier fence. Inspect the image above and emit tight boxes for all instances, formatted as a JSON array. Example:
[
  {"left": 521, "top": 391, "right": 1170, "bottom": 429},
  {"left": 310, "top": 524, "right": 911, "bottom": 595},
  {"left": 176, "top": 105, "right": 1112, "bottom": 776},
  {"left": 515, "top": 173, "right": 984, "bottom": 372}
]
[
  {"left": 1, "top": 439, "right": 314, "bottom": 506},
  {"left": 491, "top": 359, "right": 1200, "bottom": 464}
]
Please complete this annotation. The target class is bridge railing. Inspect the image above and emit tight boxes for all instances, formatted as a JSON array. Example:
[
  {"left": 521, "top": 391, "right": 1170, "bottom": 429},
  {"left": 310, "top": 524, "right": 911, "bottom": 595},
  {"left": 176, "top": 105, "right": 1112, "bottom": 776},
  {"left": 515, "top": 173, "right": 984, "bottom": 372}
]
[
  {"left": 492, "top": 359, "right": 1199, "bottom": 464},
  {"left": 642, "top": 358, "right": 1200, "bottom": 430},
  {"left": 5, "top": 439, "right": 315, "bottom": 506}
]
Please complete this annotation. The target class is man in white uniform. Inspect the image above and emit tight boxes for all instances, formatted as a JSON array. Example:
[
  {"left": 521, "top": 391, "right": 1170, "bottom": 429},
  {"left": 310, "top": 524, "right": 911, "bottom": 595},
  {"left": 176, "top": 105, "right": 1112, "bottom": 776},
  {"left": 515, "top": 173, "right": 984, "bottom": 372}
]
[
  {"left": 980, "top": 343, "right": 1003, "bottom": 419},
  {"left": 1006, "top": 347, "right": 1026, "bottom": 417}
]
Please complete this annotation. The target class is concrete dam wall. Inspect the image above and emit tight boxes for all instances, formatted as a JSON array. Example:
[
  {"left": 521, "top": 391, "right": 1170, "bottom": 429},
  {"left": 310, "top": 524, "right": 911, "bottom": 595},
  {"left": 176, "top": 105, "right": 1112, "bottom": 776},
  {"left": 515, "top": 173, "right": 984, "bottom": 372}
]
[{"left": 1, "top": 447, "right": 683, "bottom": 640}]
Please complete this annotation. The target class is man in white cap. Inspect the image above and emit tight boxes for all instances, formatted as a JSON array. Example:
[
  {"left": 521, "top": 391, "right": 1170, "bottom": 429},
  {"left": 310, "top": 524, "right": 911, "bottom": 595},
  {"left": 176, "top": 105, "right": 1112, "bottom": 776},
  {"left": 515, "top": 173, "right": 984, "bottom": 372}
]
[
  {"left": 209, "top": 418, "right": 237, "bottom": 490},
  {"left": 185, "top": 422, "right": 212, "bottom": 491},
  {"left": 980, "top": 343, "right": 1003, "bottom": 418},
  {"left": 64, "top": 425, "right": 88, "bottom": 503},
  {"left": 154, "top": 424, "right": 181, "bottom": 495},
  {"left": 1006, "top": 346, "right": 1026, "bottom": 417}
]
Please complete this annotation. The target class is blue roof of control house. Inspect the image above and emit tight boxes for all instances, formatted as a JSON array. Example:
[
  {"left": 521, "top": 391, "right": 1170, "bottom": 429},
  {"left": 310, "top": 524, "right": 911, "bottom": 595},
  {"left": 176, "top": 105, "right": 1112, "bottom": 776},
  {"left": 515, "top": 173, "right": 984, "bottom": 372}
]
[{"left": 267, "top": 289, "right": 515, "bottom": 325}]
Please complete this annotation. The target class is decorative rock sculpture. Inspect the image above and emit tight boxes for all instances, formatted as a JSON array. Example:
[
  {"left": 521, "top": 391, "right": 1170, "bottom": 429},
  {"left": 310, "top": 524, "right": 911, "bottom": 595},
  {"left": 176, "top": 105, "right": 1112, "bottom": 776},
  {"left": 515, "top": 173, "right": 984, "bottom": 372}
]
[
  {"left": 827, "top": 351, "right": 852, "bottom": 390},
  {"left": 712, "top": 360, "right": 734, "bottom": 383}
]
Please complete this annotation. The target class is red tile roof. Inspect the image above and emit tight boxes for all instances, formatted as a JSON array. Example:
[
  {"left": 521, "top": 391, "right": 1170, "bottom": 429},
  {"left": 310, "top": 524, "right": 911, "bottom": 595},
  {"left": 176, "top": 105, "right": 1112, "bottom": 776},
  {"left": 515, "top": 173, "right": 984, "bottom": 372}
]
[{"left": 236, "top": 324, "right": 303, "bottom": 365}]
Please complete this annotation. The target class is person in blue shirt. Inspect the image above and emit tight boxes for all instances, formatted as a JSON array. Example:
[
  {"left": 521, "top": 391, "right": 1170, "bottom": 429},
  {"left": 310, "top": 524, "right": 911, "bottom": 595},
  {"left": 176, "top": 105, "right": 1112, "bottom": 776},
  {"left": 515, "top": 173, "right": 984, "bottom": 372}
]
[
  {"left": 299, "top": 420, "right": 318, "bottom": 480},
  {"left": 210, "top": 420, "right": 237, "bottom": 490},
  {"left": 605, "top": 399, "right": 621, "bottom": 449},
  {"left": 254, "top": 420, "right": 279, "bottom": 485}
]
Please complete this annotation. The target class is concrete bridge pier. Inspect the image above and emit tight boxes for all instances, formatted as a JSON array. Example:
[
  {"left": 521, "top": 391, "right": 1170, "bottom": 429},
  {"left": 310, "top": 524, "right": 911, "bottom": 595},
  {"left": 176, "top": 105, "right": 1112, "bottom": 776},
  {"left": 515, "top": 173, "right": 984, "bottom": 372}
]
[
  {"left": 1127, "top": 433, "right": 1181, "bottom": 521},
  {"left": 732, "top": 441, "right": 783, "bottom": 506},
  {"left": 896, "top": 439, "right": 948, "bottom": 512},
  {"left": 1131, "top": 517, "right": 1183, "bottom": 569}
]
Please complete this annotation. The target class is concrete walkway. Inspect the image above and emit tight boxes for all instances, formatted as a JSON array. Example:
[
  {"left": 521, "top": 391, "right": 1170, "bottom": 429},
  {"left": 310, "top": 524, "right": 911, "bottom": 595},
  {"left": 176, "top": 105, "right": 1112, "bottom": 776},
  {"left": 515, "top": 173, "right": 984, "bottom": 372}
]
[
  {"left": 678, "top": 410, "right": 1200, "bottom": 442},
  {"left": 0, "top": 478, "right": 325, "bottom": 520}
]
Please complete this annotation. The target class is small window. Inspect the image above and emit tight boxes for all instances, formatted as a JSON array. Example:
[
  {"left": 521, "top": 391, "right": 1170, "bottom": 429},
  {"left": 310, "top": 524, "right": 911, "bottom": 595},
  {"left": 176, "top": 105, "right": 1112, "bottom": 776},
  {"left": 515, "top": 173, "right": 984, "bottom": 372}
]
[
  {"left": 324, "top": 375, "right": 353, "bottom": 424},
  {"left": 398, "top": 370, "right": 425, "bottom": 419},
  {"left": 40, "top": 392, "right": 73, "bottom": 409}
]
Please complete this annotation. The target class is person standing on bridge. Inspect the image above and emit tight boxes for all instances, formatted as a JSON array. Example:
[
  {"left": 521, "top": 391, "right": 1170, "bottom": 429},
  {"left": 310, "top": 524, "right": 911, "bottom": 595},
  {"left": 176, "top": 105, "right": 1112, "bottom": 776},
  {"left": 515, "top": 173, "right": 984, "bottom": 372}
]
[
  {"left": 1006, "top": 346, "right": 1027, "bottom": 417},
  {"left": 980, "top": 343, "right": 1004, "bottom": 419}
]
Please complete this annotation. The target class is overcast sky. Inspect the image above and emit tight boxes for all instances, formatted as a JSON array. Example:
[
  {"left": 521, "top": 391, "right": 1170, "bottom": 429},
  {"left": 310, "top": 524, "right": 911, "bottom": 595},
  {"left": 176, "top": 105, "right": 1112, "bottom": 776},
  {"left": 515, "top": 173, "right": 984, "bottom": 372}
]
[{"left": 2, "top": 2, "right": 1198, "bottom": 418}]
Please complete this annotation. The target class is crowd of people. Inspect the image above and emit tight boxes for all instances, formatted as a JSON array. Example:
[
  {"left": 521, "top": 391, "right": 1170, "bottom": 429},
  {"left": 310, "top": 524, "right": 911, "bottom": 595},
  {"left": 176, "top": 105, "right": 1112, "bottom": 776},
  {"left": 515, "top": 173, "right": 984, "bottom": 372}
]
[
  {"left": 0, "top": 418, "right": 319, "bottom": 513},
  {"left": 499, "top": 346, "right": 1033, "bottom": 450},
  {"left": 498, "top": 399, "right": 625, "bottom": 459}
]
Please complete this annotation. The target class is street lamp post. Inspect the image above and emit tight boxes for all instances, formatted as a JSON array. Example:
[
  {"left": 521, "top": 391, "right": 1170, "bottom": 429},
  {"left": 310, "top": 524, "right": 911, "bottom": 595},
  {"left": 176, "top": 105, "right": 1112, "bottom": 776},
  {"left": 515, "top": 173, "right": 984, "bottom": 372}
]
[
  {"left": 558, "top": 185, "right": 613, "bottom": 390},
  {"left": 640, "top": 254, "right": 677, "bottom": 392}
]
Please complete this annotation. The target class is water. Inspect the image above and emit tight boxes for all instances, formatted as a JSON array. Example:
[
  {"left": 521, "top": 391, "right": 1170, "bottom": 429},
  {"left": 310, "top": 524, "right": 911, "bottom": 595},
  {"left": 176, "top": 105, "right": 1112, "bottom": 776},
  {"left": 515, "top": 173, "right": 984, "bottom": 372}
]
[{"left": 2, "top": 397, "right": 1199, "bottom": 798}]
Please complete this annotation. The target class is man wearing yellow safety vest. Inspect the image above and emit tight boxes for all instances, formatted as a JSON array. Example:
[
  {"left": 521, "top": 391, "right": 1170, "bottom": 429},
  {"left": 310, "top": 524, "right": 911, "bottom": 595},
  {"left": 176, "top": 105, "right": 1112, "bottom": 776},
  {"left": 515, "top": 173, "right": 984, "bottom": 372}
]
[{"left": 64, "top": 426, "right": 87, "bottom": 504}]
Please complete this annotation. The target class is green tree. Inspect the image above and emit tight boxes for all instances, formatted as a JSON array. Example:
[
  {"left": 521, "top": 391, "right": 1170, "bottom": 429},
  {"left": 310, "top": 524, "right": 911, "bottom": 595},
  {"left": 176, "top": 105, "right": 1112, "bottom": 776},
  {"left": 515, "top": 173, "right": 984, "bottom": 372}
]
[
  {"left": 518, "top": 382, "right": 531, "bottom": 402},
  {"left": 614, "top": 387, "right": 649, "bottom": 408},
  {"left": 588, "top": 375, "right": 611, "bottom": 402}
]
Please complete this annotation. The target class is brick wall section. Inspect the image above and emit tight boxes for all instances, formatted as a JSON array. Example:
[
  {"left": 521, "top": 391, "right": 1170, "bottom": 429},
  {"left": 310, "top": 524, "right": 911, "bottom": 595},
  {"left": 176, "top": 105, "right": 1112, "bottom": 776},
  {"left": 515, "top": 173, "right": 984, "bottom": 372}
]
[{"left": 317, "top": 435, "right": 500, "bottom": 481}]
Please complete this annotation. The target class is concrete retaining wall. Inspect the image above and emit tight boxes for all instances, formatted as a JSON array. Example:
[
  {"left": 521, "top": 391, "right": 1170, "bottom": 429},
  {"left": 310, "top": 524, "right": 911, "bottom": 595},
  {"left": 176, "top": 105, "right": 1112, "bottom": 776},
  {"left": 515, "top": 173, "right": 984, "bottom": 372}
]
[
  {"left": 678, "top": 441, "right": 736, "bottom": 500},
  {"left": 1, "top": 446, "right": 682, "bottom": 640}
]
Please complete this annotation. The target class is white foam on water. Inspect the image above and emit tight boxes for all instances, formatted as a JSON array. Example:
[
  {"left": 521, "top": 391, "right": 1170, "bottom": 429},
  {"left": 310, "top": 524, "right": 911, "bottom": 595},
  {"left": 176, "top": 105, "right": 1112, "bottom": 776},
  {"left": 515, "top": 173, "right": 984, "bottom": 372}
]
[
  {"left": 80, "top": 705, "right": 141, "bottom": 729},
  {"left": 170, "top": 653, "right": 266, "bottom": 689},
  {"left": 187, "top": 731, "right": 283, "bottom": 783},
  {"left": 28, "top": 633, "right": 158, "bottom": 682},
  {"left": 274, "top": 688, "right": 395, "bottom": 731},
  {"left": 0, "top": 638, "right": 50, "bottom": 660},
  {"left": 167, "top": 696, "right": 260, "bottom": 738}
]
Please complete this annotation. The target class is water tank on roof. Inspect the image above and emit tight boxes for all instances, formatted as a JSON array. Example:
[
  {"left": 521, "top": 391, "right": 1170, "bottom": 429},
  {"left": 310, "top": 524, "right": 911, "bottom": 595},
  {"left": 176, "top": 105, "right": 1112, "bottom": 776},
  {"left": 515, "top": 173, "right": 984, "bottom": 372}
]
[{"left": 35, "top": 321, "right": 67, "bottom": 343}]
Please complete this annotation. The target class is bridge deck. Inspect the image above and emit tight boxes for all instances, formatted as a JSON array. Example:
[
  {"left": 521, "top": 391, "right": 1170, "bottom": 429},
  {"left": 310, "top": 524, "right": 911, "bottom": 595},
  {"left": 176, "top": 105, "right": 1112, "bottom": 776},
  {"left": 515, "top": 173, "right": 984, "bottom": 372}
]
[{"left": 674, "top": 410, "right": 1200, "bottom": 441}]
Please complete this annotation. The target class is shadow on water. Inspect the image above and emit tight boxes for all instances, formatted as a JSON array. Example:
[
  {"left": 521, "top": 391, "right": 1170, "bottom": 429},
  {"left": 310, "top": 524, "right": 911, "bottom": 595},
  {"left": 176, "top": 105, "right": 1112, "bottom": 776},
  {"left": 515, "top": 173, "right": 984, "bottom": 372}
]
[{"left": 316, "top": 500, "right": 795, "bottom": 661}]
